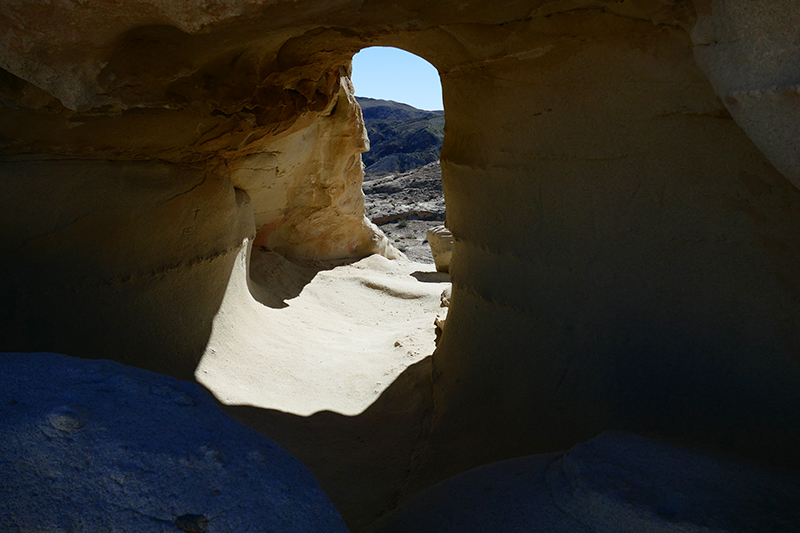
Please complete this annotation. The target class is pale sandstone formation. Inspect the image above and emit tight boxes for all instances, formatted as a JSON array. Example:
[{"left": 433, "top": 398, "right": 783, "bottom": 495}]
[
  {"left": 198, "top": 243, "right": 448, "bottom": 529},
  {"left": 199, "top": 243, "right": 446, "bottom": 417},
  {"left": 2, "top": 0, "right": 800, "bottom": 529},
  {"left": 231, "top": 75, "right": 398, "bottom": 261},
  {"left": 0, "top": 352, "right": 349, "bottom": 532},
  {"left": 0, "top": 159, "right": 254, "bottom": 378},
  {"left": 425, "top": 225, "right": 453, "bottom": 273}
]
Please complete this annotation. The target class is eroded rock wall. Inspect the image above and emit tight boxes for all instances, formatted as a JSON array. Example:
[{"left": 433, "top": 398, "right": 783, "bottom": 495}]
[
  {"left": 0, "top": 3, "right": 394, "bottom": 375},
  {"left": 692, "top": 0, "right": 800, "bottom": 189},
  {"left": 426, "top": 7, "right": 800, "bottom": 482},
  {"left": 232, "top": 75, "right": 396, "bottom": 261},
  {"left": 0, "top": 159, "right": 253, "bottom": 378}
]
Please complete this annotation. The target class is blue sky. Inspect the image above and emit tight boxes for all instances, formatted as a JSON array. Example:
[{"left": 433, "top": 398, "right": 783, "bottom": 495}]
[{"left": 351, "top": 47, "right": 443, "bottom": 111}]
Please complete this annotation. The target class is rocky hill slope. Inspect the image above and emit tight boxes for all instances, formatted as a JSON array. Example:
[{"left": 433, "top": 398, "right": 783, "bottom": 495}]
[
  {"left": 356, "top": 97, "right": 444, "bottom": 174},
  {"left": 364, "top": 161, "right": 444, "bottom": 263},
  {"left": 363, "top": 160, "right": 444, "bottom": 224}
]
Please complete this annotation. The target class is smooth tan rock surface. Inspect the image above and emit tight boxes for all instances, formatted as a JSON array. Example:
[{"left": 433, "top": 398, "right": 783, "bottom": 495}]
[
  {"left": 426, "top": 8, "right": 800, "bottom": 488},
  {"left": 235, "top": 76, "right": 397, "bottom": 261},
  {"left": 0, "top": 159, "right": 254, "bottom": 378},
  {"left": 198, "top": 244, "right": 447, "bottom": 417},
  {"left": 196, "top": 244, "right": 449, "bottom": 529},
  {"left": 426, "top": 225, "right": 453, "bottom": 273}
]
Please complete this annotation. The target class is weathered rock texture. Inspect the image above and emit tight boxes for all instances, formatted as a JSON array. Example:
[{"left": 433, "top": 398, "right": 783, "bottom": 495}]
[
  {"left": 0, "top": 352, "right": 349, "bottom": 533},
  {"left": 366, "top": 431, "right": 800, "bottom": 533},
  {"left": 427, "top": 3, "right": 800, "bottom": 485},
  {"left": 692, "top": 1, "right": 800, "bottom": 189},
  {"left": 2, "top": 0, "right": 800, "bottom": 527},
  {"left": 237, "top": 76, "right": 396, "bottom": 261}
]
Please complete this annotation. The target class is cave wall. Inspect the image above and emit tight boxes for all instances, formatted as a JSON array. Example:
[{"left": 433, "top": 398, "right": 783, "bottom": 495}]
[
  {"left": 428, "top": 9, "right": 800, "bottom": 481},
  {"left": 0, "top": 159, "right": 253, "bottom": 378},
  {"left": 1, "top": 0, "right": 800, "bottom": 502}
]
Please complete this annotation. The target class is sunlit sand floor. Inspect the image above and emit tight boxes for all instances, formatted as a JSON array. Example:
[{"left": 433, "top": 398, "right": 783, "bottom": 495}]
[{"left": 196, "top": 242, "right": 450, "bottom": 417}]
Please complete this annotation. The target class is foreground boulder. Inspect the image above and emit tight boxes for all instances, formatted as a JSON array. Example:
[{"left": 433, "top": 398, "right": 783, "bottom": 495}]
[
  {"left": 366, "top": 431, "right": 800, "bottom": 533},
  {"left": 0, "top": 352, "right": 349, "bottom": 533}
]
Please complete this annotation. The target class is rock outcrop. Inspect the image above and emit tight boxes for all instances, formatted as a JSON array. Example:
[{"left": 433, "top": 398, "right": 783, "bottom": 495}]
[
  {"left": 239, "top": 76, "right": 396, "bottom": 261},
  {"left": 0, "top": 159, "right": 254, "bottom": 378},
  {"left": 0, "top": 352, "right": 348, "bottom": 533},
  {"left": 692, "top": 0, "right": 800, "bottom": 189},
  {"left": 425, "top": 225, "right": 453, "bottom": 273},
  {"left": 2, "top": 0, "right": 800, "bottom": 529}
]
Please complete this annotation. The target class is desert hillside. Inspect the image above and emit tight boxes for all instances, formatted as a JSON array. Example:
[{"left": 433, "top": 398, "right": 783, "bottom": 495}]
[
  {"left": 356, "top": 97, "right": 444, "bottom": 174},
  {"left": 357, "top": 97, "right": 446, "bottom": 263},
  {"left": 363, "top": 160, "right": 444, "bottom": 263}
]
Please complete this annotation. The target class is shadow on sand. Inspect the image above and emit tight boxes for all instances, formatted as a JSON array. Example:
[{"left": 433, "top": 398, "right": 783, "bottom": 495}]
[
  {"left": 247, "top": 248, "right": 360, "bottom": 309},
  {"left": 214, "top": 357, "right": 434, "bottom": 532},
  {"left": 411, "top": 271, "right": 450, "bottom": 283}
]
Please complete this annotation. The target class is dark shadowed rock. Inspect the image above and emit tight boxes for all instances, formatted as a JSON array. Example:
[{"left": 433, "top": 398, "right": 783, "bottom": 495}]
[
  {"left": 366, "top": 431, "right": 800, "bottom": 533},
  {"left": 0, "top": 352, "right": 350, "bottom": 533}
]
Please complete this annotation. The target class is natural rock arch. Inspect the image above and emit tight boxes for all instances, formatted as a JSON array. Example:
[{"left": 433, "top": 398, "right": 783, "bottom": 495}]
[{"left": 2, "top": 0, "right": 800, "bottom": 525}]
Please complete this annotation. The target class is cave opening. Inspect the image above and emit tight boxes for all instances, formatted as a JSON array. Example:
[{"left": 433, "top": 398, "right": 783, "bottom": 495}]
[
  {"left": 193, "top": 44, "right": 453, "bottom": 530},
  {"left": 197, "top": 43, "right": 454, "bottom": 412},
  {"left": 352, "top": 46, "right": 448, "bottom": 265},
  {"left": 5, "top": 3, "right": 800, "bottom": 532}
]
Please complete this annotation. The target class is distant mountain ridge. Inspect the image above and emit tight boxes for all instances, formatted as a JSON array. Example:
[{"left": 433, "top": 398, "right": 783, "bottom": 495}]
[{"left": 356, "top": 97, "right": 444, "bottom": 174}]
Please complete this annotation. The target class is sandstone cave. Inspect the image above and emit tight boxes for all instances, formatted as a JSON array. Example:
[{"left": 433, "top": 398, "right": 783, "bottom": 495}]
[{"left": 2, "top": 1, "right": 800, "bottom": 531}]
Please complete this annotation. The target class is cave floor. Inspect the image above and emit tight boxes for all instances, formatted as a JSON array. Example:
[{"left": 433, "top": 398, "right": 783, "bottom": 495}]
[
  {"left": 197, "top": 247, "right": 448, "bottom": 416},
  {"left": 195, "top": 246, "right": 450, "bottom": 529}
]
